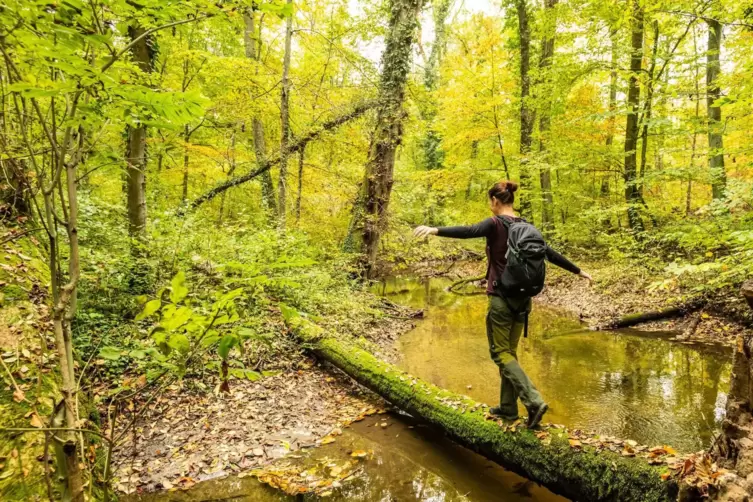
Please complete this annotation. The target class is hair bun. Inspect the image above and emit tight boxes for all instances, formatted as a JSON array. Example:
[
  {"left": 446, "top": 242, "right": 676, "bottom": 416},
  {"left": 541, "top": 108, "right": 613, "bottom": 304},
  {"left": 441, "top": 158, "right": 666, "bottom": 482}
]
[{"left": 506, "top": 181, "right": 519, "bottom": 193}]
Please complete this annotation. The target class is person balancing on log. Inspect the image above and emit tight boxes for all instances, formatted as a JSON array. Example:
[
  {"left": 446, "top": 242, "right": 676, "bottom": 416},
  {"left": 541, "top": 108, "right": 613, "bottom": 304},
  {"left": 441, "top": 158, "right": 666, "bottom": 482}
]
[{"left": 413, "top": 180, "right": 592, "bottom": 428}]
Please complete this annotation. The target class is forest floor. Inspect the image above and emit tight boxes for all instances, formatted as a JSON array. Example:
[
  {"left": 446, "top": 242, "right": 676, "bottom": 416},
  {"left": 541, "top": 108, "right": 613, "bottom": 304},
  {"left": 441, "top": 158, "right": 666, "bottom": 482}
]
[{"left": 110, "top": 307, "right": 416, "bottom": 495}]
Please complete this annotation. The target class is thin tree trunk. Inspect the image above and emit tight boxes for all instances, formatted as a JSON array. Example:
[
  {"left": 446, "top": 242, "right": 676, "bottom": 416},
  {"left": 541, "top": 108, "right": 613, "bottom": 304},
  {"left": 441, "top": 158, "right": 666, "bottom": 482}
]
[
  {"left": 489, "top": 43, "right": 510, "bottom": 178},
  {"left": 360, "top": 0, "right": 424, "bottom": 277},
  {"left": 602, "top": 27, "right": 619, "bottom": 200},
  {"left": 624, "top": 0, "right": 645, "bottom": 233},
  {"left": 420, "top": 0, "right": 451, "bottom": 171},
  {"left": 278, "top": 0, "right": 293, "bottom": 228},
  {"left": 244, "top": 7, "right": 278, "bottom": 219},
  {"left": 296, "top": 144, "right": 305, "bottom": 223},
  {"left": 706, "top": 18, "right": 726, "bottom": 200},
  {"left": 219, "top": 130, "right": 237, "bottom": 223},
  {"left": 182, "top": 124, "right": 189, "bottom": 203},
  {"left": 687, "top": 25, "right": 701, "bottom": 215},
  {"left": 537, "top": 0, "right": 557, "bottom": 235},
  {"left": 638, "top": 20, "right": 660, "bottom": 197},
  {"left": 516, "top": 0, "right": 534, "bottom": 220},
  {"left": 125, "top": 26, "right": 151, "bottom": 239}
]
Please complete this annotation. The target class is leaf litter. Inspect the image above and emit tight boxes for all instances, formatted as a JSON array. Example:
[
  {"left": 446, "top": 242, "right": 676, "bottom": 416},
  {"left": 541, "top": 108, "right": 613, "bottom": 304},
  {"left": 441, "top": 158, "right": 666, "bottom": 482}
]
[{"left": 111, "top": 360, "right": 386, "bottom": 495}]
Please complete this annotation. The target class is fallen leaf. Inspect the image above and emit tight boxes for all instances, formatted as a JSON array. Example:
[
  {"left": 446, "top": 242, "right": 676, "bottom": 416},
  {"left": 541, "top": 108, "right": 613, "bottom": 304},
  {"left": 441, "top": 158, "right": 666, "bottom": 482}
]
[
  {"left": 350, "top": 450, "right": 370, "bottom": 459},
  {"left": 661, "top": 472, "right": 671, "bottom": 481},
  {"left": 12, "top": 389, "right": 25, "bottom": 403},
  {"left": 569, "top": 439, "right": 582, "bottom": 448},
  {"left": 29, "top": 413, "right": 44, "bottom": 428}
]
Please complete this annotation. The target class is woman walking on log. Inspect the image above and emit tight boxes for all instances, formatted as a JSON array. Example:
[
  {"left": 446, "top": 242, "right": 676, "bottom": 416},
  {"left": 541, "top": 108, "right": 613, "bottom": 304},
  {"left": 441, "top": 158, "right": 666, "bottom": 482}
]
[{"left": 413, "top": 180, "right": 592, "bottom": 428}]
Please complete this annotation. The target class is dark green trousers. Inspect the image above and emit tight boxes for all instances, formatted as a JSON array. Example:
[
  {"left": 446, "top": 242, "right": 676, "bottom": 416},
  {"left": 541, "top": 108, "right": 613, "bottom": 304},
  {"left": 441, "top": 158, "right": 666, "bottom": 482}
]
[{"left": 485, "top": 295, "right": 544, "bottom": 419}]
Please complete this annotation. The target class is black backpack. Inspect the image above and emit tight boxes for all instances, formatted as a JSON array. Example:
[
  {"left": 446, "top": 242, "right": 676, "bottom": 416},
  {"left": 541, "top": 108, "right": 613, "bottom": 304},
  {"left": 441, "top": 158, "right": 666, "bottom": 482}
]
[{"left": 491, "top": 216, "right": 548, "bottom": 336}]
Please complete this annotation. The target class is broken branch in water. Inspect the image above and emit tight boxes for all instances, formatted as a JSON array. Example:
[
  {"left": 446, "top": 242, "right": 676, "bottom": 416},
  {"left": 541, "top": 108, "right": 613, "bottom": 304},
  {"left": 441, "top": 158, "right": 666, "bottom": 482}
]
[{"left": 600, "top": 300, "right": 705, "bottom": 330}]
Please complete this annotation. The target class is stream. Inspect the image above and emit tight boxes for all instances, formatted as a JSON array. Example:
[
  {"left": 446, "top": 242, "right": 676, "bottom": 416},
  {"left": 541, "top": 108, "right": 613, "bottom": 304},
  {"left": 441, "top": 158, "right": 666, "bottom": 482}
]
[
  {"left": 129, "top": 275, "right": 732, "bottom": 501},
  {"left": 386, "top": 276, "right": 732, "bottom": 452}
]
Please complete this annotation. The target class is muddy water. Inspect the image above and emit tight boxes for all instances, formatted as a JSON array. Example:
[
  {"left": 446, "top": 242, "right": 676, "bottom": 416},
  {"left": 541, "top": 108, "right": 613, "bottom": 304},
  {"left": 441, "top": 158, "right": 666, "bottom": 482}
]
[
  {"left": 125, "top": 414, "right": 566, "bottom": 502},
  {"left": 383, "top": 276, "right": 732, "bottom": 452}
]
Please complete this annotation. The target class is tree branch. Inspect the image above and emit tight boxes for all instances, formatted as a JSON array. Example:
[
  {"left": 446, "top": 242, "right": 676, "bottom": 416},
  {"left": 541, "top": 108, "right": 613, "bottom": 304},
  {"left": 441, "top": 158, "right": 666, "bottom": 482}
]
[{"left": 186, "top": 100, "right": 377, "bottom": 211}]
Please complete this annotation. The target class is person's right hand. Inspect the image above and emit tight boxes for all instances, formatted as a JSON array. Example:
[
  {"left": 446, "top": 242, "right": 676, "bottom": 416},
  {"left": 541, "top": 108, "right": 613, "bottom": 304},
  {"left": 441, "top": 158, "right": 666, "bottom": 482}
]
[
  {"left": 413, "top": 225, "right": 438, "bottom": 238},
  {"left": 579, "top": 271, "right": 593, "bottom": 282}
]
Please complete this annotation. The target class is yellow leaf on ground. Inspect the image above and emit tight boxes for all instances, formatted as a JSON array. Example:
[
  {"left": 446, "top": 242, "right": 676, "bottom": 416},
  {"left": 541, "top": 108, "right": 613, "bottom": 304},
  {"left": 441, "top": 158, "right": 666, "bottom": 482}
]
[
  {"left": 568, "top": 439, "right": 581, "bottom": 448},
  {"left": 12, "top": 388, "right": 25, "bottom": 403},
  {"left": 29, "top": 413, "right": 44, "bottom": 428}
]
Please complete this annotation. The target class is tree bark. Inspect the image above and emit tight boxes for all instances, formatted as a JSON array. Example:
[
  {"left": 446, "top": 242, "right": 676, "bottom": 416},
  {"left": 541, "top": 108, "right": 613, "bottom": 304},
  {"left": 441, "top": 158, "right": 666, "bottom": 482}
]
[
  {"left": 516, "top": 0, "right": 534, "bottom": 221},
  {"left": 537, "top": 0, "right": 557, "bottom": 235},
  {"left": 360, "top": 0, "right": 424, "bottom": 277},
  {"left": 125, "top": 26, "right": 151, "bottom": 239},
  {"left": 603, "top": 27, "right": 619, "bottom": 200},
  {"left": 687, "top": 25, "right": 701, "bottom": 216},
  {"left": 420, "top": 0, "right": 450, "bottom": 172},
  {"left": 244, "top": 7, "right": 278, "bottom": 219},
  {"left": 623, "top": 0, "right": 645, "bottom": 233},
  {"left": 283, "top": 311, "right": 680, "bottom": 502},
  {"left": 706, "top": 18, "right": 726, "bottom": 200},
  {"left": 295, "top": 144, "right": 305, "bottom": 223},
  {"left": 638, "top": 20, "right": 660, "bottom": 198},
  {"left": 278, "top": 0, "right": 293, "bottom": 228}
]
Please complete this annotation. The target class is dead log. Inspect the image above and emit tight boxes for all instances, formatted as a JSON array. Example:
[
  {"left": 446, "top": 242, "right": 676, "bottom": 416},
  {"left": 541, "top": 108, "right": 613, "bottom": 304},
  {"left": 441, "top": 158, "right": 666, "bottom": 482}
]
[
  {"left": 186, "top": 101, "right": 377, "bottom": 211},
  {"left": 282, "top": 306, "right": 679, "bottom": 502},
  {"left": 602, "top": 301, "right": 705, "bottom": 330}
]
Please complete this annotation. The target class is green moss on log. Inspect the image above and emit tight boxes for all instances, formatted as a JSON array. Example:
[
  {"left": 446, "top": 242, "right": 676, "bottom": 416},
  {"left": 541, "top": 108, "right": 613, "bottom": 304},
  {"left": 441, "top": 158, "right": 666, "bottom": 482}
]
[{"left": 283, "top": 308, "right": 679, "bottom": 502}]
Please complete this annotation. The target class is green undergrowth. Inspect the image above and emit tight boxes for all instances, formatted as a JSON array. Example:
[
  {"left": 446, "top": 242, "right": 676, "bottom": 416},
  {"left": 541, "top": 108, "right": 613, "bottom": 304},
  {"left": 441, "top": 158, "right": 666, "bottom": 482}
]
[{"left": 1, "top": 228, "right": 61, "bottom": 500}]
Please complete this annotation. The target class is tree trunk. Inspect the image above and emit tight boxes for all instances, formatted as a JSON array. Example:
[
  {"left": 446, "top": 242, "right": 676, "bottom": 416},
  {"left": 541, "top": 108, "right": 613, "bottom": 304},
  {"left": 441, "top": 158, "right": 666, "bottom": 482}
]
[
  {"left": 638, "top": 20, "right": 660, "bottom": 198},
  {"left": 219, "top": 130, "right": 237, "bottom": 223},
  {"left": 537, "top": 0, "right": 557, "bottom": 235},
  {"left": 360, "top": 0, "right": 424, "bottom": 277},
  {"left": 516, "top": 0, "right": 535, "bottom": 221},
  {"left": 125, "top": 26, "right": 151, "bottom": 239},
  {"left": 244, "top": 7, "right": 278, "bottom": 220},
  {"left": 706, "top": 18, "right": 726, "bottom": 200},
  {"left": 182, "top": 124, "right": 190, "bottom": 203},
  {"left": 687, "top": 25, "right": 701, "bottom": 216},
  {"left": 278, "top": 0, "right": 293, "bottom": 228},
  {"left": 283, "top": 311, "right": 679, "bottom": 502},
  {"left": 623, "top": 0, "right": 645, "bottom": 233},
  {"left": 295, "top": 144, "right": 305, "bottom": 223},
  {"left": 603, "top": 27, "right": 619, "bottom": 199},
  {"left": 420, "top": 0, "right": 450, "bottom": 172}
]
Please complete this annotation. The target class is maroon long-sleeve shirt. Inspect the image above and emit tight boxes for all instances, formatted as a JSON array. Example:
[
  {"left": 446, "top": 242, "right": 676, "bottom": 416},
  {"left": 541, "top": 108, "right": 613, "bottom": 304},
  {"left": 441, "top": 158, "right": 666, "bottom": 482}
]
[{"left": 437, "top": 216, "right": 581, "bottom": 294}]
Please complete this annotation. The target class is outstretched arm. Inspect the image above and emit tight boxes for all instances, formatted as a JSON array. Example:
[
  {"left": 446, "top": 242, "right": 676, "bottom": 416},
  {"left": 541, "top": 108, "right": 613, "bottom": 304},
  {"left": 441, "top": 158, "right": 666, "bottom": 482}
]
[
  {"left": 546, "top": 247, "right": 592, "bottom": 281},
  {"left": 414, "top": 218, "right": 495, "bottom": 239}
]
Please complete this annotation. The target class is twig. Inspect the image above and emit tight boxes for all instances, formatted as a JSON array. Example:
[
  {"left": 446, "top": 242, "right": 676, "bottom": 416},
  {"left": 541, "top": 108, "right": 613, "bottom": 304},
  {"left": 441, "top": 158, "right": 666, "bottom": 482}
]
[
  {"left": 0, "top": 355, "right": 27, "bottom": 402},
  {"left": 0, "top": 227, "right": 41, "bottom": 245}
]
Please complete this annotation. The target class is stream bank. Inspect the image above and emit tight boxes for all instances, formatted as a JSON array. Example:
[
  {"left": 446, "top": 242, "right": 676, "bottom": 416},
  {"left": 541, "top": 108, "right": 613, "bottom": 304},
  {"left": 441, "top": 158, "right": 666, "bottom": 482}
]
[{"left": 435, "top": 259, "right": 749, "bottom": 347}]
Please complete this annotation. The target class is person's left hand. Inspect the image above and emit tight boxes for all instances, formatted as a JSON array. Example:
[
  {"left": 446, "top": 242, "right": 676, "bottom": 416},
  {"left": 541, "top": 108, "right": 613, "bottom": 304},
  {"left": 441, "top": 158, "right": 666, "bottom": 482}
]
[
  {"left": 579, "top": 271, "right": 593, "bottom": 282},
  {"left": 413, "top": 225, "right": 438, "bottom": 238}
]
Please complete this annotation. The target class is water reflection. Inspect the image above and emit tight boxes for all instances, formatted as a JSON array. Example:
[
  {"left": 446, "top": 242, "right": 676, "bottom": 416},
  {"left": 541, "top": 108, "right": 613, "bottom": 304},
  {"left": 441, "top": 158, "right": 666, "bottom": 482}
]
[{"left": 385, "top": 276, "right": 731, "bottom": 452}]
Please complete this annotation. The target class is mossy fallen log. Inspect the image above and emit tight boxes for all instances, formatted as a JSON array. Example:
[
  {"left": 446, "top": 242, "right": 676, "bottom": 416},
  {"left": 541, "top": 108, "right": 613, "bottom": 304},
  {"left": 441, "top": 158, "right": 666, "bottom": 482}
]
[{"left": 282, "top": 306, "right": 679, "bottom": 502}]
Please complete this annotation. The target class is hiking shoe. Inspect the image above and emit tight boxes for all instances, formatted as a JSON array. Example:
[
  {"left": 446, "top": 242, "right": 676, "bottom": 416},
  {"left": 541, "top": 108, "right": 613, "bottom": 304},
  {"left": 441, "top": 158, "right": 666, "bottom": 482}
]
[
  {"left": 526, "top": 403, "right": 548, "bottom": 429},
  {"left": 489, "top": 406, "right": 519, "bottom": 422}
]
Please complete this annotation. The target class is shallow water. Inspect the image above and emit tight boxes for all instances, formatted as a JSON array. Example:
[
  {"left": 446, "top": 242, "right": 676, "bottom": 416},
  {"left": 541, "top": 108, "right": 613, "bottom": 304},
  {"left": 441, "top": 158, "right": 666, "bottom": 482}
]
[
  {"left": 125, "top": 414, "right": 566, "bottom": 502},
  {"left": 384, "top": 276, "right": 732, "bottom": 452}
]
